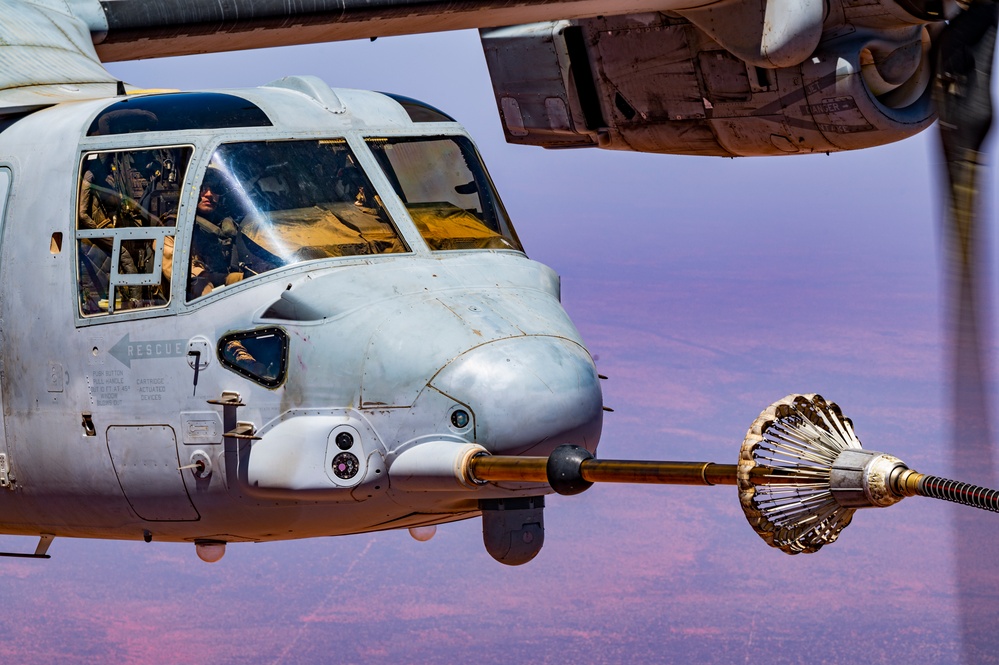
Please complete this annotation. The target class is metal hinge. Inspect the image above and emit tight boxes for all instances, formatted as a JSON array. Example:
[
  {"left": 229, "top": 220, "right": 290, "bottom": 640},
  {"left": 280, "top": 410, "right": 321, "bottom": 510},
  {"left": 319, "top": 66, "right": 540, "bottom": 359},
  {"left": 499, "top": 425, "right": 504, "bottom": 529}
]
[
  {"left": 208, "top": 391, "right": 261, "bottom": 441},
  {"left": 207, "top": 390, "right": 244, "bottom": 408},
  {"left": 225, "top": 421, "right": 261, "bottom": 440}
]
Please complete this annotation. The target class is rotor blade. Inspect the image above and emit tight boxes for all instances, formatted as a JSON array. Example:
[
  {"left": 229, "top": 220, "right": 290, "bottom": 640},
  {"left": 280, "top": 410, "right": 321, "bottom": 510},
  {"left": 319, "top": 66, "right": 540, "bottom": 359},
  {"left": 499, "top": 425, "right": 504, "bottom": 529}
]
[
  {"left": 936, "top": 2, "right": 996, "bottom": 162},
  {"left": 935, "top": 0, "right": 996, "bottom": 302},
  {"left": 933, "top": 4, "right": 999, "bottom": 662}
]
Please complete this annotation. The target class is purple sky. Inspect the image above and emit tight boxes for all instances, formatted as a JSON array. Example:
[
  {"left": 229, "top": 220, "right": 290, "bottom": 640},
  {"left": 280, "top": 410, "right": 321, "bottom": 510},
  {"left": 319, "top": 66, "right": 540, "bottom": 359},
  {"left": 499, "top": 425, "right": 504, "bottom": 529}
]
[{"left": 0, "top": 28, "right": 996, "bottom": 664}]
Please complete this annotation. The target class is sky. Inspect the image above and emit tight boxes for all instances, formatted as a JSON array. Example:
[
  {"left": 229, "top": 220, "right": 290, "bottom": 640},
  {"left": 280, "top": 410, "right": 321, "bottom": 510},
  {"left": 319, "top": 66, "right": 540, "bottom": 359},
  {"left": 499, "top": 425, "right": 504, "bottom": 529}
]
[{"left": 0, "top": 26, "right": 997, "bottom": 664}]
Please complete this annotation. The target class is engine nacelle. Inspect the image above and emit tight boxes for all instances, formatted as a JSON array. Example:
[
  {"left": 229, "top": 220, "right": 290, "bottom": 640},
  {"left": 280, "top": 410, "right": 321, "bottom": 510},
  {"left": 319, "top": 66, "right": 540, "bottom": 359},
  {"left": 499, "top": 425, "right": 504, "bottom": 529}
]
[{"left": 480, "top": 13, "right": 935, "bottom": 157}]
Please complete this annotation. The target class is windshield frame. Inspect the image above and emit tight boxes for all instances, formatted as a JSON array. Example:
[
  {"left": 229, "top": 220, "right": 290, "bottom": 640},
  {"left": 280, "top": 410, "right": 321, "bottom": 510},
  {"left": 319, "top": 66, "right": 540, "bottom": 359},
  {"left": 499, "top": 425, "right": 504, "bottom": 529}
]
[{"left": 74, "top": 142, "right": 196, "bottom": 319}]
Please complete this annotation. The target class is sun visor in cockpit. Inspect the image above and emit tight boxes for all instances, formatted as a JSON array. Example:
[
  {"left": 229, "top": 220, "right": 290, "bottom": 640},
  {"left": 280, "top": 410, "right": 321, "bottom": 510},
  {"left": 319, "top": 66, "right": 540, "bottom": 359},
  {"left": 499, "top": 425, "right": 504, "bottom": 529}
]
[{"left": 86, "top": 92, "right": 272, "bottom": 136}]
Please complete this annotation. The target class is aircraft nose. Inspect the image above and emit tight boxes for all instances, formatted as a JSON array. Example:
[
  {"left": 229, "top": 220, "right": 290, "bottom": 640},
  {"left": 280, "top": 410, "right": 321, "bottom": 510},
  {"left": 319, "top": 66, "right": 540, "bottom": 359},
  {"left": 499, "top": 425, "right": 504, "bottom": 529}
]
[{"left": 428, "top": 336, "right": 603, "bottom": 455}]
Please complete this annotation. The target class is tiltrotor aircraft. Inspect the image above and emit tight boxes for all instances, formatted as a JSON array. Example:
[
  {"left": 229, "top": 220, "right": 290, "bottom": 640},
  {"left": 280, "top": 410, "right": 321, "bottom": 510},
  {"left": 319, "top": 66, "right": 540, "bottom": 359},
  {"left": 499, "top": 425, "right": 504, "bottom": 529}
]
[{"left": 0, "top": 0, "right": 996, "bottom": 564}]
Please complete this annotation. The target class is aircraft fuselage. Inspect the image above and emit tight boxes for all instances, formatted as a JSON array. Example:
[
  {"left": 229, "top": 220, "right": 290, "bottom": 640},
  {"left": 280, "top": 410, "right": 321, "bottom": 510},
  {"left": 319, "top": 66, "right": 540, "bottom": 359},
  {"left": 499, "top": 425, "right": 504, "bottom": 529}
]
[{"left": 0, "top": 78, "right": 603, "bottom": 554}]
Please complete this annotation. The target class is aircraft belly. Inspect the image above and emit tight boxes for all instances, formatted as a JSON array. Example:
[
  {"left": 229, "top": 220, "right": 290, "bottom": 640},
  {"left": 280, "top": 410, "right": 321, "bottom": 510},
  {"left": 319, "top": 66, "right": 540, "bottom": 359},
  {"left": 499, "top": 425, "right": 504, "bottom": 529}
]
[{"left": 0, "top": 415, "right": 137, "bottom": 533}]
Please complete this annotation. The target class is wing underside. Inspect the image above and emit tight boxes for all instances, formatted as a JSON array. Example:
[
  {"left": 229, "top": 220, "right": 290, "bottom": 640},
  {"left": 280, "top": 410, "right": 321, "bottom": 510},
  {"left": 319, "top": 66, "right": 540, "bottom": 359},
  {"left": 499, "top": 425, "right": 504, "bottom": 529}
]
[
  {"left": 0, "top": 0, "right": 118, "bottom": 113},
  {"left": 0, "top": 0, "right": 669, "bottom": 113}
]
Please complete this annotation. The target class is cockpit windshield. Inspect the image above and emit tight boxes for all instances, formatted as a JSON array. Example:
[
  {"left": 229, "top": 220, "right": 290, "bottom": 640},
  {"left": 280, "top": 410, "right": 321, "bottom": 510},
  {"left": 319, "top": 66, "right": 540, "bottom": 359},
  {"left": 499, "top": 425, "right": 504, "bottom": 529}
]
[
  {"left": 188, "top": 139, "right": 407, "bottom": 301},
  {"left": 365, "top": 136, "right": 522, "bottom": 252}
]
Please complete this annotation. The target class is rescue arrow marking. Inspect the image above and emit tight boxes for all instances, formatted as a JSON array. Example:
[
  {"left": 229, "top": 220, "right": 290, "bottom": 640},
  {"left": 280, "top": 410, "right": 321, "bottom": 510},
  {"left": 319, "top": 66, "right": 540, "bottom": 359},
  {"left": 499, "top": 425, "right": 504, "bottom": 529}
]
[{"left": 110, "top": 333, "right": 189, "bottom": 368}]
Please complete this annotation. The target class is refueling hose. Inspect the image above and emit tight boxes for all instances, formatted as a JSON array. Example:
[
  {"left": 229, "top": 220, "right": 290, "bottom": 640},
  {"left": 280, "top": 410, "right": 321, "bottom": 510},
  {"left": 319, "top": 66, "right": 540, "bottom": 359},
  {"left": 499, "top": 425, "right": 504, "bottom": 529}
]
[{"left": 918, "top": 476, "right": 999, "bottom": 513}]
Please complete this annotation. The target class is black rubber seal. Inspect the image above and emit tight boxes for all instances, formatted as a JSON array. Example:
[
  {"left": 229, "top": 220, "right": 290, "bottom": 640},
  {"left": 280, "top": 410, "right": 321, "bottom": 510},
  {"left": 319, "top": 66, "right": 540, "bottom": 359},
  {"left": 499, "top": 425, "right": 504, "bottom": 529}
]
[{"left": 546, "top": 444, "right": 594, "bottom": 496}]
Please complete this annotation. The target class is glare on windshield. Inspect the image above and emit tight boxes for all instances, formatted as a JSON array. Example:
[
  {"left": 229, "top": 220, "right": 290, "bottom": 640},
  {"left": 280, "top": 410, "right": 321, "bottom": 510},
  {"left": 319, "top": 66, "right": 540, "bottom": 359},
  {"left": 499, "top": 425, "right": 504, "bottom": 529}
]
[{"left": 187, "top": 139, "right": 406, "bottom": 301}]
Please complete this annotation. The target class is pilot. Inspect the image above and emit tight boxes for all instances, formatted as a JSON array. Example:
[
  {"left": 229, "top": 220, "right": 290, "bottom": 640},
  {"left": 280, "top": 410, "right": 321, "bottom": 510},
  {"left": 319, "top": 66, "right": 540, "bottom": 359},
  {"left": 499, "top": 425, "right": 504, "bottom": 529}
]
[
  {"left": 187, "top": 167, "right": 242, "bottom": 299},
  {"left": 78, "top": 153, "right": 116, "bottom": 230},
  {"left": 223, "top": 338, "right": 277, "bottom": 383}
]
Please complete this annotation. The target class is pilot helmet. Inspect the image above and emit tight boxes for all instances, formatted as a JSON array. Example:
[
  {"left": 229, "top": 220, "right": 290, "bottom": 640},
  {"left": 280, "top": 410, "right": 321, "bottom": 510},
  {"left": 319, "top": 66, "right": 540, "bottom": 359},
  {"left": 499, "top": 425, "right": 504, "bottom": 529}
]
[
  {"left": 197, "top": 164, "right": 232, "bottom": 219},
  {"left": 200, "top": 164, "right": 227, "bottom": 194}
]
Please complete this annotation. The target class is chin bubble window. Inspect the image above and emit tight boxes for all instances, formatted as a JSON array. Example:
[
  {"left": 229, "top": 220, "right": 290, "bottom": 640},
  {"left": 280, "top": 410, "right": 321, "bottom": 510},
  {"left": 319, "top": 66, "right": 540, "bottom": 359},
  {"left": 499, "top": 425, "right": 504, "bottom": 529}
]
[{"left": 217, "top": 327, "right": 289, "bottom": 388}]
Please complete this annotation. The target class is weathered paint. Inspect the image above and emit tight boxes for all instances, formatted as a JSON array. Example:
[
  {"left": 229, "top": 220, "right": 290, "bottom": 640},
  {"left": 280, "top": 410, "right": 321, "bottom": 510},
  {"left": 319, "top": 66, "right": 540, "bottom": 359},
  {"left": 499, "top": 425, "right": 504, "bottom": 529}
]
[{"left": 0, "top": 79, "right": 602, "bottom": 545}]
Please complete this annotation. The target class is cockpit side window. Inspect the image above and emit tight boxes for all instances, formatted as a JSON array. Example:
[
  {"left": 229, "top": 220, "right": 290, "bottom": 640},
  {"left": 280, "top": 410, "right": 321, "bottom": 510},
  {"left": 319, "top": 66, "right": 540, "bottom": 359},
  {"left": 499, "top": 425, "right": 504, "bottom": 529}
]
[
  {"left": 365, "top": 136, "right": 523, "bottom": 252},
  {"left": 187, "top": 139, "right": 407, "bottom": 301},
  {"left": 77, "top": 146, "right": 192, "bottom": 316}
]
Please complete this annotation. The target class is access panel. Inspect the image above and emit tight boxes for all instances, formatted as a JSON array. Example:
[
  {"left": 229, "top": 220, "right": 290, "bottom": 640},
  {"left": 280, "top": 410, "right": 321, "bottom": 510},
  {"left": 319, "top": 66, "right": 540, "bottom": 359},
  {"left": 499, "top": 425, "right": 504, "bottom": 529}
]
[{"left": 107, "top": 425, "right": 199, "bottom": 521}]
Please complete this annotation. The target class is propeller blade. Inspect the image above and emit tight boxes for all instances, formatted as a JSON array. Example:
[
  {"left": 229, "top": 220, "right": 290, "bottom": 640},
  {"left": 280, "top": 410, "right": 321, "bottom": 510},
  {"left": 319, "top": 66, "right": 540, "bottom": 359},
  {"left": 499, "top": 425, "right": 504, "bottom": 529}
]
[
  {"left": 935, "top": 1, "right": 997, "bottom": 382},
  {"left": 934, "top": 2, "right": 997, "bottom": 470},
  {"left": 933, "top": 8, "right": 996, "bottom": 658},
  {"left": 935, "top": 1, "right": 997, "bottom": 386},
  {"left": 935, "top": 2, "right": 996, "bottom": 165}
]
